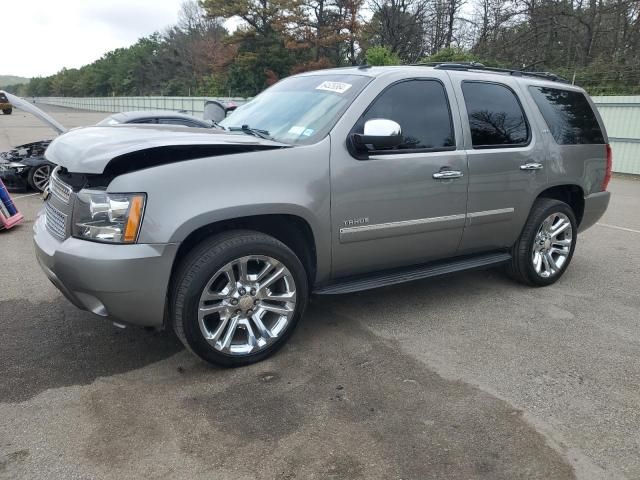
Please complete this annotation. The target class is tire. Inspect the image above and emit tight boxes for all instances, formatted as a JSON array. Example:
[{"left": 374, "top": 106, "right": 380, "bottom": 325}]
[
  {"left": 507, "top": 198, "right": 577, "bottom": 286},
  {"left": 2, "top": 108, "right": 11, "bottom": 115},
  {"left": 171, "top": 230, "right": 309, "bottom": 367},
  {"left": 27, "top": 164, "right": 52, "bottom": 192}
]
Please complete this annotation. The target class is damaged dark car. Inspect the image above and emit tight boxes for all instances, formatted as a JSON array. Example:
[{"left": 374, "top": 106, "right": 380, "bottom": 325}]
[
  {"left": 0, "top": 139, "right": 54, "bottom": 191},
  {"left": 0, "top": 91, "right": 228, "bottom": 192}
]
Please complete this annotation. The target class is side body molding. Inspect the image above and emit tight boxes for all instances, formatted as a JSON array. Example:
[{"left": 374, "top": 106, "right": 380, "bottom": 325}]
[{"left": 339, "top": 208, "right": 515, "bottom": 243}]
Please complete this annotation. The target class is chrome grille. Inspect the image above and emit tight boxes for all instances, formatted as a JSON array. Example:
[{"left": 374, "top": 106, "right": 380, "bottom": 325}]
[
  {"left": 45, "top": 201, "right": 67, "bottom": 240},
  {"left": 50, "top": 171, "right": 73, "bottom": 204}
]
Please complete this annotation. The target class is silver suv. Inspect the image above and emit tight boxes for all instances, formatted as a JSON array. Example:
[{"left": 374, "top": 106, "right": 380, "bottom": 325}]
[{"left": 34, "top": 64, "right": 612, "bottom": 366}]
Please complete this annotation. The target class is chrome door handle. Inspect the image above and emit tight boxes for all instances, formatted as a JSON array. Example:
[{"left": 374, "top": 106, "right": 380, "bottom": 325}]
[
  {"left": 433, "top": 170, "right": 464, "bottom": 179},
  {"left": 520, "top": 162, "right": 544, "bottom": 171}
]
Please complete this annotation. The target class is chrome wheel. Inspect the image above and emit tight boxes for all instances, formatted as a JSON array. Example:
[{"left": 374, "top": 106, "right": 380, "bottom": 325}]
[
  {"left": 197, "top": 255, "right": 297, "bottom": 356},
  {"left": 532, "top": 212, "right": 573, "bottom": 278},
  {"left": 31, "top": 165, "right": 51, "bottom": 192}
]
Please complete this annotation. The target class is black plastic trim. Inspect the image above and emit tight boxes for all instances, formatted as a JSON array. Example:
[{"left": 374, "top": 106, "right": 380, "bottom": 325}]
[{"left": 314, "top": 251, "right": 511, "bottom": 294}]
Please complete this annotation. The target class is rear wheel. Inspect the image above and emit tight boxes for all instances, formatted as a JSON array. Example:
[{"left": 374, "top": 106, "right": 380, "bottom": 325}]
[
  {"left": 2, "top": 108, "right": 11, "bottom": 115},
  {"left": 507, "top": 198, "right": 577, "bottom": 286},
  {"left": 28, "top": 164, "right": 52, "bottom": 192},
  {"left": 171, "top": 230, "right": 309, "bottom": 367}
]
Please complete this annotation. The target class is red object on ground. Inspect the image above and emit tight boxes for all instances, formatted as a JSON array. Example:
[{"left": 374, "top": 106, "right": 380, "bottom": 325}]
[{"left": 0, "top": 177, "right": 24, "bottom": 230}]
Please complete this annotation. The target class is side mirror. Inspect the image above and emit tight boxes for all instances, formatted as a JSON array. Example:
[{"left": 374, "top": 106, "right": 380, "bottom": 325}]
[
  {"left": 352, "top": 118, "right": 402, "bottom": 151},
  {"left": 203, "top": 100, "right": 235, "bottom": 123}
]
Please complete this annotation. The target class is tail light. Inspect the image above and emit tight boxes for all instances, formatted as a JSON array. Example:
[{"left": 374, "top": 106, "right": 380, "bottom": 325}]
[{"left": 602, "top": 144, "right": 612, "bottom": 191}]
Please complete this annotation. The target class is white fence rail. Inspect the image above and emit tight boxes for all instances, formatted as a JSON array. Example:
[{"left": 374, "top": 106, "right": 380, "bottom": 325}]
[
  {"left": 592, "top": 96, "right": 640, "bottom": 175},
  {"left": 33, "top": 95, "right": 640, "bottom": 174},
  {"left": 34, "top": 96, "right": 249, "bottom": 117}
]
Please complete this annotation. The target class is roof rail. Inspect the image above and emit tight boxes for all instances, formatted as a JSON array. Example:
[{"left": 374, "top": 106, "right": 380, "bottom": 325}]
[{"left": 410, "top": 62, "right": 568, "bottom": 83}]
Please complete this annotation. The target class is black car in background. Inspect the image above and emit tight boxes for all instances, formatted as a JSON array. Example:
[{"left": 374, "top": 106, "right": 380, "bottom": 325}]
[{"left": 0, "top": 95, "right": 218, "bottom": 192}]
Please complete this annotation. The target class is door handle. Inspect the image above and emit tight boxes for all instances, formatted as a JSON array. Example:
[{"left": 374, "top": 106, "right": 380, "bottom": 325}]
[
  {"left": 520, "top": 162, "right": 544, "bottom": 171},
  {"left": 433, "top": 170, "right": 464, "bottom": 179}
]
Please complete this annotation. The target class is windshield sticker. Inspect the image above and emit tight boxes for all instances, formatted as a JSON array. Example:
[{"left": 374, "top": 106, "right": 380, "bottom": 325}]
[
  {"left": 302, "top": 128, "right": 314, "bottom": 136},
  {"left": 316, "top": 81, "right": 352, "bottom": 94},
  {"left": 288, "top": 126, "right": 306, "bottom": 135}
]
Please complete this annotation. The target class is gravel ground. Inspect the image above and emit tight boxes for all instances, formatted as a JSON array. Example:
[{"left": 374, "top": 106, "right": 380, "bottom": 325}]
[{"left": 0, "top": 106, "right": 638, "bottom": 479}]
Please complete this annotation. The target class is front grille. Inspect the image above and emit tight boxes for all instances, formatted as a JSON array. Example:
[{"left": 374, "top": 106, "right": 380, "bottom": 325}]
[
  {"left": 45, "top": 201, "right": 67, "bottom": 240},
  {"left": 50, "top": 171, "right": 73, "bottom": 204}
]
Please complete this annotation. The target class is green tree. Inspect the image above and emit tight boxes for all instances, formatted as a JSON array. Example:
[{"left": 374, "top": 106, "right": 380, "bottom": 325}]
[{"left": 366, "top": 46, "right": 400, "bottom": 65}]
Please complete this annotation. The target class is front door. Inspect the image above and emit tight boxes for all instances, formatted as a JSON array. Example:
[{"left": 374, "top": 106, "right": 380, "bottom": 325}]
[{"left": 330, "top": 76, "right": 469, "bottom": 278}]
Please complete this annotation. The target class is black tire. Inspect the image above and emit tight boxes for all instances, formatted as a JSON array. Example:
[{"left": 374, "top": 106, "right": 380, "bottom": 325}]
[
  {"left": 27, "top": 164, "right": 52, "bottom": 192},
  {"left": 171, "top": 230, "right": 309, "bottom": 367},
  {"left": 507, "top": 198, "right": 577, "bottom": 286},
  {"left": 2, "top": 108, "right": 11, "bottom": 115}
]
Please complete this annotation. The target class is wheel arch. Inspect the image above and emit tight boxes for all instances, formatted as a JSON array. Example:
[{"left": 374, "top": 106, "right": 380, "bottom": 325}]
[
  {"left": 536, "top": 184, "right": 585, "bottom": 227},
  {"left": 169, "top": 213, "right": 319, "bottom": 290}
]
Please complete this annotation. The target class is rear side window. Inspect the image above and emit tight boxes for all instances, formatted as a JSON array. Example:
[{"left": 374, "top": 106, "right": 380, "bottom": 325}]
[
  {"left": 355, "top": 79, "right": 455, "bottom": 151},
  {"left": 462, "top": 82, "right": 529, "bottom": 148},
  {"left": 529, "top": 87, "right": 604, "bottom": 144}
]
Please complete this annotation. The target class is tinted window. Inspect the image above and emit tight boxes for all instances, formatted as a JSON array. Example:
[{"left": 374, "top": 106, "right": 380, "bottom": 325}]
[
  {"left": 462, "top": 82, "right": 529, "bottom": 147},
  {"left": 355, "top": 80, "right": 454, "bottom": 151},
  {"left": 529, "top": 87, "right": 604, "bottom": 144},
  {"left": 129, "top": 118, "right": 157, "bottom": 124}
]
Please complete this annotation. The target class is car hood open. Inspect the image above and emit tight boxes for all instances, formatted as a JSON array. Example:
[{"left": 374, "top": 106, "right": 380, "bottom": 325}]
[
  {"left": 2, "top": 91, "right": 67, "bottom": 135},
  {"left": 45, "top": 124, "right": 290, "bottom": 174}
]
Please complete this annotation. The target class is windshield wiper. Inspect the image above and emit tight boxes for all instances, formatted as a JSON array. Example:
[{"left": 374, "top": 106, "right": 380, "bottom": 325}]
[{"left": 227, "top": 124, "right": 272, "bottom": 140}]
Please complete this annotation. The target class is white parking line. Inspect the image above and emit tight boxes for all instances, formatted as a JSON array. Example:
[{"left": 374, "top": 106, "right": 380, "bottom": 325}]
[
  {"left": 12, "top": 192, "right": 42, "bottom": 200},
  {"left": 597, "top": 223, "right": 640, "bottom": 234}
]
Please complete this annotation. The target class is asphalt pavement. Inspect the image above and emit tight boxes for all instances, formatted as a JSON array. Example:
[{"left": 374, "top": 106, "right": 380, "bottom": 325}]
[{"left": 0, "top": 106, "right": 638, "bottom": 479}]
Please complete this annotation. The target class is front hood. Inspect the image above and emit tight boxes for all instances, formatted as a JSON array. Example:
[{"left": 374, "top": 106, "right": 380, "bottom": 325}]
[
  {"left": 2, "top": 91, "right": 67, "bottom": 135},
  {"left": 46, "top": 124, "right": 289, "bottom": 174}
]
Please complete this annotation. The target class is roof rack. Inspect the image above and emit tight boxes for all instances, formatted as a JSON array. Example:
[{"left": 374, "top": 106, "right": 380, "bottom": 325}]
[{"left": 411, "top": 62, "right": 568, "bottom": 83}]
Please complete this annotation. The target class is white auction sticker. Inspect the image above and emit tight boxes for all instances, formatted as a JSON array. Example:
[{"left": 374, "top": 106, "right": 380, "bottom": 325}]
[{"left": 316, "top": 81, "right": 352, "bottom": 94}]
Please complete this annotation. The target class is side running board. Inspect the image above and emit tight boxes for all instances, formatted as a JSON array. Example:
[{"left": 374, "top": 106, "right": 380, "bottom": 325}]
[{"left": 314, "top": 252, "right": 511, "bottom": 295}]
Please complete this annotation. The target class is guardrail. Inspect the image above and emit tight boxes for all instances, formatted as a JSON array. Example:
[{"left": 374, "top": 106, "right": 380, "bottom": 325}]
[
  {"left": 34, "top": 96, "right": 249, "bottom": 117},
  {"left": 32, "top": 95, "right": 640, "bottom": 175}
]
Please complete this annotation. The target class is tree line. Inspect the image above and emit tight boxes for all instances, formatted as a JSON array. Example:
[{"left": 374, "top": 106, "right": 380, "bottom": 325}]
[{"left": 6, "top": 0, "right": 640, "bottom": 98}]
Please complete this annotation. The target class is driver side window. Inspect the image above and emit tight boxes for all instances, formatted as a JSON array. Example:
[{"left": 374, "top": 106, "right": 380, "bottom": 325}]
[{"left": 354, "top": 79, "right": 455, "bottom": 152}]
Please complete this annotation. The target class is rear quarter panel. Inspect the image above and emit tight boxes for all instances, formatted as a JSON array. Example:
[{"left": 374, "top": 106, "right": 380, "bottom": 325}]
[{"left": 524, "top": 81, "right": 609, "bottom": 197}]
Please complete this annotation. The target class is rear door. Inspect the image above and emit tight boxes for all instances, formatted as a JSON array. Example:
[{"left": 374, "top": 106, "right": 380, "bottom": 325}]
[
  {"left": 450, "top": 75, "right": 549, "bottom": 254},
  {"left": 329, "top": 72, "right": 469, "bottom": 277}
]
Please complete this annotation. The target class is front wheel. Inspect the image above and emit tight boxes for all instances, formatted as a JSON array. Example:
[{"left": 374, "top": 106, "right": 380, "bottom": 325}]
[
  {"left": 507, "top": 198, "right": 577, "bottom": 286},
  {"left": 2, "top": 108, "right": 11, "bottom": 115},
  {"left": 171, "top": 230, "right": 309, "bottom": 367},
  {"left": 28, "top": 164, "right": 52, "bottom": 192}
]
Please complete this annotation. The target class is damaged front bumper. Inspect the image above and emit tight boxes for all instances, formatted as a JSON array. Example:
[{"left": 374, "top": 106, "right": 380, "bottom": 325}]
[{"left": 0, "top": 161, "right": 29, "bottom": 191}]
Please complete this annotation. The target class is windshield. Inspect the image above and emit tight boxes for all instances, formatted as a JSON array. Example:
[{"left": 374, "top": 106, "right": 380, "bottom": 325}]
[{"left": 219, "top": 74, "right": 371, "bottom": 144}]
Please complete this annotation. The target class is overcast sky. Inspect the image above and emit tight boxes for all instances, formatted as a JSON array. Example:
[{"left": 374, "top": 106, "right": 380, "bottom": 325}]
[{"left": 5, "top": 0, "right": 186, "bottom": 78}]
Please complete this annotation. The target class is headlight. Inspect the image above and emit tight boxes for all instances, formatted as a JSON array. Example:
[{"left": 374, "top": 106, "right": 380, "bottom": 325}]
[
  {"left": 6, "top": 162, "right": 27, "bottom": 173},
  {"left": 72, "top": 190, "right": 146, "bottom": 243}
]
